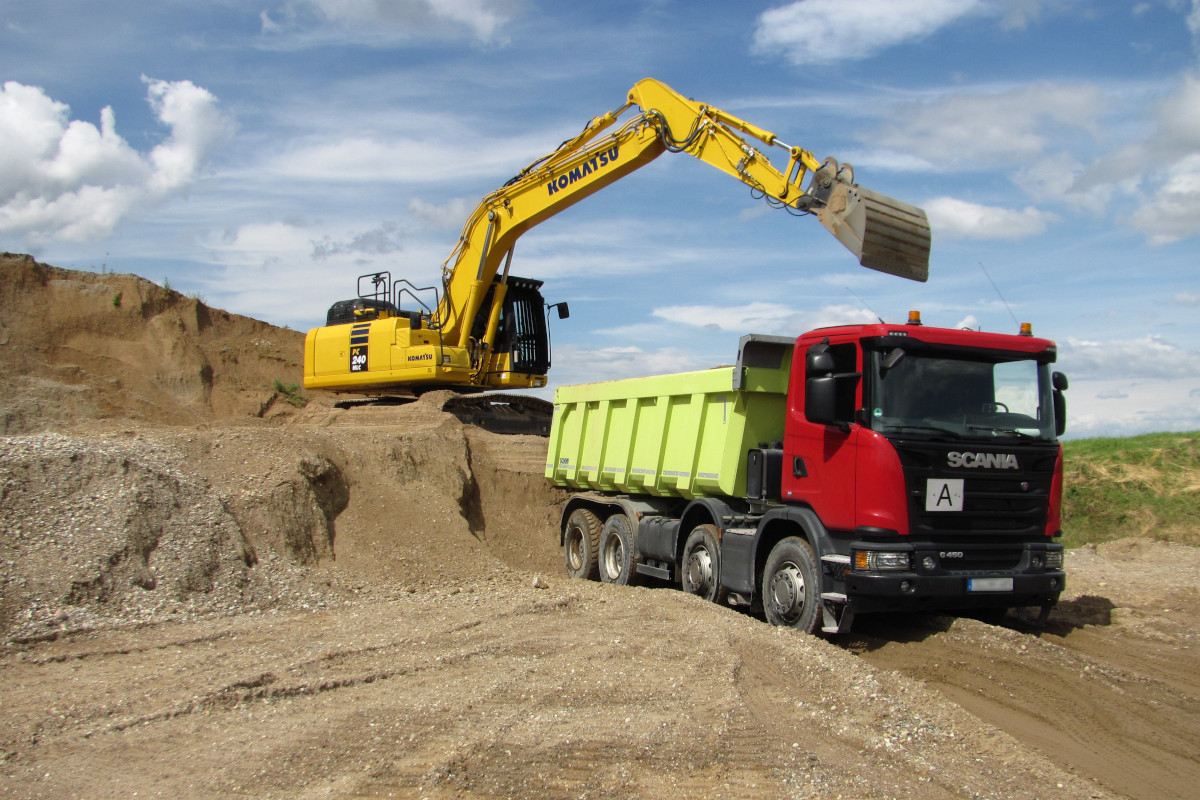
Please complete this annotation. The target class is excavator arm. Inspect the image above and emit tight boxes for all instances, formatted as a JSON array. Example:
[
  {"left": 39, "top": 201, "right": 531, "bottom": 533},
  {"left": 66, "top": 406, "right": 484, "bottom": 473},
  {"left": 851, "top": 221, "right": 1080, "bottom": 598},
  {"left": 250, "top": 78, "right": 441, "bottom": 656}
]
[{"left": 303, "top": 78, "right": 931, "bottom": 396}]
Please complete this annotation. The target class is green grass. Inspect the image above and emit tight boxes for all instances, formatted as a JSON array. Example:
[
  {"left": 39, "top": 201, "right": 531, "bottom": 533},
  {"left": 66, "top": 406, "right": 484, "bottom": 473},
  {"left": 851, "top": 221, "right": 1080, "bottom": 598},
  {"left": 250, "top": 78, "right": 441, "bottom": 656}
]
[
  {"left": 1062, "top": 431, "right": 1200, "bottom": 547},
  {"left": 273, "top": 379, "right": 308, "bottom": 408}
]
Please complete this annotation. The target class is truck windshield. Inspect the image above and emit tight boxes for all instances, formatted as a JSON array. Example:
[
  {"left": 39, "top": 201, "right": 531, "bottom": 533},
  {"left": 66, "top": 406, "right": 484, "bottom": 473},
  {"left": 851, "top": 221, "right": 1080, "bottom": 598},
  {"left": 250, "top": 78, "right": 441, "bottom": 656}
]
[{"left": 867, "top": 349, "right": 1056, "bottom": 441}]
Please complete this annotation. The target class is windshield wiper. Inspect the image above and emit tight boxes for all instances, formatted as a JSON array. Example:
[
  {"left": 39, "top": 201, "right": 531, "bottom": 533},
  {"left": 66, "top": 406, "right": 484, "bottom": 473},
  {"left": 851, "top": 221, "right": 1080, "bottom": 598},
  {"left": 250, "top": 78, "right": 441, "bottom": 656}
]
[
  {"left": 883, "top": 423, "right": 962, "bottom": 439},
  {"left": 964, "top": 424, "right": 1039, "bottom": 440}
]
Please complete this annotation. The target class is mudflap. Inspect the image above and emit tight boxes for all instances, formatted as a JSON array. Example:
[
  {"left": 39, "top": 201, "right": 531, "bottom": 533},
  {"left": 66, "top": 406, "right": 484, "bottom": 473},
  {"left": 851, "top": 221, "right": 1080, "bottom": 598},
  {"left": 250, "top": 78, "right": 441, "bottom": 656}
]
[
  {"left": 1016, "top": 602, "right": 1056, "bottom": 627},
  {"left": 820, "top": 592, "right": 856, "bottom": 635},
  {"left": 815, "top": 176, "right": 931, "bottom": 283},
  {"left": 442, "top": 393, "right": 554, "bottom": 436}
]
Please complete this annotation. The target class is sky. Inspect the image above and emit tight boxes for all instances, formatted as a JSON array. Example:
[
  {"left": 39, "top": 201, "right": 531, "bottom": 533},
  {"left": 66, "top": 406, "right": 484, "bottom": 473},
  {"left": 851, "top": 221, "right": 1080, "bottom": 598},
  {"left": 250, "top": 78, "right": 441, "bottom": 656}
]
[{"left": 2, "top": 0, "right": 1199, "bottom": 439}]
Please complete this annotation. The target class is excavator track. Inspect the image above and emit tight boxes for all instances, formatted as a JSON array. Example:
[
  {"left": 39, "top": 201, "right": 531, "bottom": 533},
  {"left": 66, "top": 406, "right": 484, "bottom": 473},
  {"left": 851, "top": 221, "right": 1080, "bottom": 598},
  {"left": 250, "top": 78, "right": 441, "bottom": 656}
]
[
  {"left": 441, "top": 393, "right": 555, "bottom": 436},
  {"left": 332, "top": 392, "right": 554, "bottom": 436}
]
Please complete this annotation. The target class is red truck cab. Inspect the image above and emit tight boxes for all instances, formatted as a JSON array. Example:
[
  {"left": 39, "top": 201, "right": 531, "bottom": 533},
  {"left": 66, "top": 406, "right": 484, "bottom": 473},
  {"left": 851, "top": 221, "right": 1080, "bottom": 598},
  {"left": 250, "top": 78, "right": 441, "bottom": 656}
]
[{"left": 782, "top": 315, "right": 1067, "bottom": 625}]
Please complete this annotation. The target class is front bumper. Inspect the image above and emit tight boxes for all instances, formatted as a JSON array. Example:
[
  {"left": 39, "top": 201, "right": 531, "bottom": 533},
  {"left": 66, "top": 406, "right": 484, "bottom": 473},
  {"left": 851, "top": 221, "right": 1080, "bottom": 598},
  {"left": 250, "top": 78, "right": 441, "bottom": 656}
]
[
  {"left": 840, "top": 539, "right": 1064, "bottom": 613},
  {"left": 843, "top": 571, "right": 1064, "bottom": 613}
]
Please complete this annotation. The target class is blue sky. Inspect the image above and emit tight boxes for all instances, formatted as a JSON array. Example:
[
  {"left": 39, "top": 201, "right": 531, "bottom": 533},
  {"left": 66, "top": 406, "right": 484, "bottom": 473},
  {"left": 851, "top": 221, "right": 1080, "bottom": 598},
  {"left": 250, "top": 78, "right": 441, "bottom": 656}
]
[{"left": 2, "top": 0, "right": 1198, "bottom": 438}]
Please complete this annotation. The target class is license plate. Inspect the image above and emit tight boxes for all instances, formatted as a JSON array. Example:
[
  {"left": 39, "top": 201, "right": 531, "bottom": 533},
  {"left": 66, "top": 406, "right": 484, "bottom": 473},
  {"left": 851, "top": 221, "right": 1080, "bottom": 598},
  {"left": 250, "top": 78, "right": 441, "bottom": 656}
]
[{"left": 968, "top": 577, "right": 1013, "bottom": 592}]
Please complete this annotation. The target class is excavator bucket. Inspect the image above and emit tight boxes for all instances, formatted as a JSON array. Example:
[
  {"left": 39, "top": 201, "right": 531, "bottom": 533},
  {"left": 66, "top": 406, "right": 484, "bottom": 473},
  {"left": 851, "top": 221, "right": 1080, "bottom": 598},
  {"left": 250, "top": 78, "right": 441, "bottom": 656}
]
[{"left": 816, "top": 181, "right": 931, "bottom": 282}]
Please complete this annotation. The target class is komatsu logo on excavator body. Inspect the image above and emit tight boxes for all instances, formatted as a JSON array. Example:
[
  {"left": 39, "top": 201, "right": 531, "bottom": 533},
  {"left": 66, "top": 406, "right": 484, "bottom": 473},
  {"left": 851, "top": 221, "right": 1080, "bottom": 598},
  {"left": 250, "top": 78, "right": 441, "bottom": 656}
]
[
  {"left": 547, "top": 147, "right": 620, "bottom": 195},
  {"left": 947, "top": 451, "right": 1019, "bottom": 469}
]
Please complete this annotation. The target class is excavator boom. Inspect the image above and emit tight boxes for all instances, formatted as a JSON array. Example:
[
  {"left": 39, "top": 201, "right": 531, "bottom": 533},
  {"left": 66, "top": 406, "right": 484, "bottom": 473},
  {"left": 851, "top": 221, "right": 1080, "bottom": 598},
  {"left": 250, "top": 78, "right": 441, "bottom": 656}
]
[{"left": 303, "top": 78, "right": 931, "bottom": 399}]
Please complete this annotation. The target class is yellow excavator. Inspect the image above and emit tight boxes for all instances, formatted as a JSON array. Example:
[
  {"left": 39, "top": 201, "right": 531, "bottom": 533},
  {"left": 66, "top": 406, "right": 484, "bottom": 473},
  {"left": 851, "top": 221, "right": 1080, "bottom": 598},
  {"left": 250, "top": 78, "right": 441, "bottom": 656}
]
[{"left": 303, "top": 78, "right": 931, "bottom": 431}]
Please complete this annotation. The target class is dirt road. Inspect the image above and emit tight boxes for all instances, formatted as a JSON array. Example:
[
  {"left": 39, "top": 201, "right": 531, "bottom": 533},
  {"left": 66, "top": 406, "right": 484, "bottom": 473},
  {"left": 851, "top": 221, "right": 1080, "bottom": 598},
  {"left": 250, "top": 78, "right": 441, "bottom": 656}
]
[{"left": 2, "top": 416, "right": 1198, "bottom": 800}]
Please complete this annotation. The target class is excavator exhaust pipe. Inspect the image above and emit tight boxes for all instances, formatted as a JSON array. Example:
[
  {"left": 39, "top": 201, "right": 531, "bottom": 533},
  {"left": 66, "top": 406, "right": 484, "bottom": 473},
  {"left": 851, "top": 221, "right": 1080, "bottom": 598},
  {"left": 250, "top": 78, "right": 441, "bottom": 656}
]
[{"left": 810, "top": 161, "right": 931, "bottom": 283}]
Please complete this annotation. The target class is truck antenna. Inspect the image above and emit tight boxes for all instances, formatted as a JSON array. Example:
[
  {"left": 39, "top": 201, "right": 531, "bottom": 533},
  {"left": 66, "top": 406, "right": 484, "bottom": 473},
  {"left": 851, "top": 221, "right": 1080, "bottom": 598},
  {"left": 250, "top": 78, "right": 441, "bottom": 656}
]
[
  {"left": 845, "top": 286, "right": 884, "bottom": 324},
  {"left": 979, "top": 261, "right": 1020, "bottom": 328}
]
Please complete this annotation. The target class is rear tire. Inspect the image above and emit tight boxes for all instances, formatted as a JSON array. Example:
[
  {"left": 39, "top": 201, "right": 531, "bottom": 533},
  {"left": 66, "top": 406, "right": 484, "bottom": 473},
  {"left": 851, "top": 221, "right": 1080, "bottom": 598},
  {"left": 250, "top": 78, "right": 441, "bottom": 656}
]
[
  {"left": 598, "top": 514, "right": 638, "bottom": 586},
  {"left": 563, "top": 508, "right": 601, "bottom": 580},
  {"left": 762, "top": 537, "right": 821, "bottom": 633},
  {"left": 680, "top": 524, "right": 727, "bottom": 604}
]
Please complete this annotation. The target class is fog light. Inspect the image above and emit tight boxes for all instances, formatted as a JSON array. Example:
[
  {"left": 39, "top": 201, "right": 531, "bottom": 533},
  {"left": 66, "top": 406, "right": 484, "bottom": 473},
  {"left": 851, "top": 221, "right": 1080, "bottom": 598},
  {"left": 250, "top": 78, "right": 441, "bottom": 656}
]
[
  {"left": 900, "top": 580, "right": 913, "bottom": 592},
  {"left": 922, "top": 556, "right": 936, "bottom": 571}
]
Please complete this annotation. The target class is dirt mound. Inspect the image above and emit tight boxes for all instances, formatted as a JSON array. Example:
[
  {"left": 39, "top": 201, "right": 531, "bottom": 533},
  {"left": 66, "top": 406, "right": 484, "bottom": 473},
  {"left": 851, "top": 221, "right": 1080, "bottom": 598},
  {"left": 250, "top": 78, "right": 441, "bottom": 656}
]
[
  {"left": 0, "top": 431, "right": 341, "bottom": 642},
  {"left": 0, "top": 253, "right": 305, "bottom": 433},
  {"left": 0, "top": 257, "right": 564, "bottom": 643}
]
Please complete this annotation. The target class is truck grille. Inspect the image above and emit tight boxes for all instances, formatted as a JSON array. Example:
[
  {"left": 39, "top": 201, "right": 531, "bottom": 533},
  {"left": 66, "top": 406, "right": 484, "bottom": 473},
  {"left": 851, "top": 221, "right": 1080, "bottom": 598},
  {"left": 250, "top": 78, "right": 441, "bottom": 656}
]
[
  {"left": 933, "top": 548, "right": 1022, "bottom": 572},
  {"left": 892, "top": 440, "right": 1058, "bottom": 540}
]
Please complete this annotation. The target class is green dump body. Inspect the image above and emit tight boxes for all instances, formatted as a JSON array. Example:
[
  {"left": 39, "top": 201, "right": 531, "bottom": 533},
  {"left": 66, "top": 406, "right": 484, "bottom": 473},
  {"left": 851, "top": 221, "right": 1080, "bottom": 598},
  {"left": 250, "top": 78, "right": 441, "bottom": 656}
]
[{"left": 545, "top": 336, "right": 794, "bottom": 500}]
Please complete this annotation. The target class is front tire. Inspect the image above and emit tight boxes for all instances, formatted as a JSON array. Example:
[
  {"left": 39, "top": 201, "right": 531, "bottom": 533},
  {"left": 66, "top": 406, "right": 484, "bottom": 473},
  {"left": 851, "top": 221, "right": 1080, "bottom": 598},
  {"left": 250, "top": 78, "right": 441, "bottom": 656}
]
[
  {"left": 762, "top": 537, "right": 821, "bottom": 633},
  {"left": 680, "top": 524, "right": 727, "bottom": 604},
  {"left": 598, "top": 514, "right": 638, "bottom": 586},
  {"left": 563, "top": 508, "right": 601, "bottom": 580}
]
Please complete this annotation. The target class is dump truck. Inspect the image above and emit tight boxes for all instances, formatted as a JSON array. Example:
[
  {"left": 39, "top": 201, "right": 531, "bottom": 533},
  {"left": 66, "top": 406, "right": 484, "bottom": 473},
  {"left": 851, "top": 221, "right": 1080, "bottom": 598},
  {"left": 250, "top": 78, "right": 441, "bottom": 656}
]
[{"left": 546, "top": 314, "right": 1068, "bottom": 634}]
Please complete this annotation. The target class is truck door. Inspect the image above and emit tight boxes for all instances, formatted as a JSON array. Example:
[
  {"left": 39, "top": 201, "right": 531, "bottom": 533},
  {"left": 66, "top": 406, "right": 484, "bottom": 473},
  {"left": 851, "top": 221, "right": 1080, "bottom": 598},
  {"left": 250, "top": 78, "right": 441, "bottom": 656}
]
[{"left": 782, "top": 338, "right": 860, "bottom": 531}]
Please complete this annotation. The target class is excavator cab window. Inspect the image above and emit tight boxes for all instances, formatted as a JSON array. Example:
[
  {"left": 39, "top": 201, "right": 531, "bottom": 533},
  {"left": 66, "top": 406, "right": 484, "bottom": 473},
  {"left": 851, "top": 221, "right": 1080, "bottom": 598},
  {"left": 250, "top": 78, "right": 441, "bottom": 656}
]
[
  {"left": 471, "top": 277, "right": 553, "bottom": 376},
  {"left": 499, "top": 280, "right": 551, "bottom": 375}
]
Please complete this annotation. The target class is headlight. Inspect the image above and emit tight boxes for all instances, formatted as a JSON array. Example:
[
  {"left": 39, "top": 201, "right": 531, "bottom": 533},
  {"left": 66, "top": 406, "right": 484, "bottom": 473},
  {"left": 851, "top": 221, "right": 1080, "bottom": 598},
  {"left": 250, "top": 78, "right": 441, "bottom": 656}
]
[
  {"left": 1044, "top": 550, "right": 1064, "bottom": 570},
  {"left": 853, "top": 550, "right": 911, "bottom": 571}
]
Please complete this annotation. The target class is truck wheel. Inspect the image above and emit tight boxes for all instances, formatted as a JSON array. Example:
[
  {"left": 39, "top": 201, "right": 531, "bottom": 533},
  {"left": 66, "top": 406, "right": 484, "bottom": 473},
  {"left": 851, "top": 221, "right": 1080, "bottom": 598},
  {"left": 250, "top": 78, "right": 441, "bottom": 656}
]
[
  {"left": 762, "top": 537, "right": 820, "bottom": 633},
  {"left": 681, "top": 524, "right": 727, "bottom": 604},
  {"left": 563, "top": 508, "right": 601, "bottom": 580},
  {"left": 598, "top": 514, "right": 638, "bottom": 586}
]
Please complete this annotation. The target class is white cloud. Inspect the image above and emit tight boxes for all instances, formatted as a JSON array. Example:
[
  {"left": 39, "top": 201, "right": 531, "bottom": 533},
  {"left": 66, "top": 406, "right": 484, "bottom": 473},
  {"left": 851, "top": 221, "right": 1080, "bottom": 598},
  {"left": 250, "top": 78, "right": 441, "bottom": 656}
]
[
  {"left": 956, "top": 314, "right": 980, "bottom": 331},
  {"left": 1073, "top": 74, "right": 1200, "bottom": 243},
  {"left": 871, "top": 83, "right": 1106, "bottom": 169},
  {"left": 1058, "top": 335, "right": 1200, "bottom": 380},
  {"left": 408, "top": 196, "right": 477, "bottom": 230},
  {"left": 924, "top": 196, "right": 1055, "bottom": 240},
  {"left": 652, "top": 302, "right": 877, "bottom": 335},
  {"left": 752, "top": 0, "right": 980, "bottom": 65},
  {"left": 1014, "top": 153, "right": 1115, "bottom": 214},
  {"left": 196, "top": 219, "right": 449, "bottom": 326},
  {"left": 1064, "top": 377, "right": 1200, "bottom": 439},
  {"left": 1125, "top": 151, "right": 1200, "bottom": 244},
  {"left": 261, "top": 0, "right": 523, "bottom": 46},
  {"left": 257, "top": 125, "right": 560, "bottom": 184},
  {"left": 547, "top": 344, "right": 716, "bottom": 389},
  {"left": 310, "top": 221, "right": 405, "bottom": 260},
  {"left": 0, "top": 78, "right": 231, "bottom": 245}
]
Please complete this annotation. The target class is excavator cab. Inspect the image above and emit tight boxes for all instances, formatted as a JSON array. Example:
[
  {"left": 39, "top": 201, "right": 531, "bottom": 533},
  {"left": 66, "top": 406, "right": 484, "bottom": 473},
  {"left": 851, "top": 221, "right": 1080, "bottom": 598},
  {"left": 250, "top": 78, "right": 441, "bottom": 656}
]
[{"left": 471, "top": 277, "right": 563, "bottom": 377}]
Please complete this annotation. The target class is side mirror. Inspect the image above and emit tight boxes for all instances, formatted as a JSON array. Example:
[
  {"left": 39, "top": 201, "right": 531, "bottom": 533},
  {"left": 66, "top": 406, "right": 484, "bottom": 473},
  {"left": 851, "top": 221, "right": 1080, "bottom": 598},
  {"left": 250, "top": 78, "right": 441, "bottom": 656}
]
[
  {"left": 548, "top": 301, "right": 569, "bottom": 320},
  {"left": 806, "top": 350, "right": 835, "bottom": 376},
  {"left": 805, "top": 375, "right": 839, "bottom": 426},
  {"left": 1052, "top": 371, "right": 1068, "bottom": 436}
]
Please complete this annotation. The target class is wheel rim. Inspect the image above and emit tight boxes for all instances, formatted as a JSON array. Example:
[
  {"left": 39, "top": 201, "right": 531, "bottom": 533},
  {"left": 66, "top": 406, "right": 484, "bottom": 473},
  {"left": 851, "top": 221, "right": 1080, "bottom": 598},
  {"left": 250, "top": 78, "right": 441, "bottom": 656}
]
[
  {"left": 686, "top": 547, "right": 713, "bottom": 595},
  {"left": 602, "top": 535, "right": 624, "bottom": 579},
  {"left": 565, "top": 528, "right": 583, "bottom": 571},
  {"left": 769, "top": 562, "right": 807, "bottom": 625}
]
